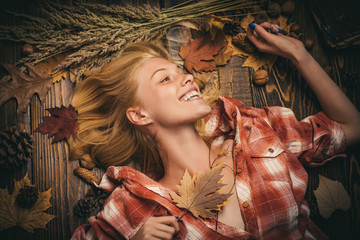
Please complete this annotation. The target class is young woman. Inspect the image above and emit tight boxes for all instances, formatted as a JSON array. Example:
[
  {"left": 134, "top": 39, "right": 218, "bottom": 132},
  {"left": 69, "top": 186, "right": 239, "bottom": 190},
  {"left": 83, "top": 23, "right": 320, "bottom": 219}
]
[{"left": 71, "top": 22, "right": 360, "bottom": 240}]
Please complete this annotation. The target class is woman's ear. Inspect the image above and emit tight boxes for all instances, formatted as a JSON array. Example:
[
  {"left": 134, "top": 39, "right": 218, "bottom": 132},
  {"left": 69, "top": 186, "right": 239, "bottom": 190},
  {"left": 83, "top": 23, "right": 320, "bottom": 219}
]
[{"left": 126, "top": 107, "right": 153, "bottom": 126}]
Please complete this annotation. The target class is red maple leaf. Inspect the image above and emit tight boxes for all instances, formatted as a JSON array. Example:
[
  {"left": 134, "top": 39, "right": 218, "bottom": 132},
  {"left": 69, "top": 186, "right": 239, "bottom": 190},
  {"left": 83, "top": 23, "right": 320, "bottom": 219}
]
[
  {"left": 179, "top": 37, "right": 223, "bottom": 74},
  {"left": 35, "top": 105, "right": 79, "bottom": 143}
]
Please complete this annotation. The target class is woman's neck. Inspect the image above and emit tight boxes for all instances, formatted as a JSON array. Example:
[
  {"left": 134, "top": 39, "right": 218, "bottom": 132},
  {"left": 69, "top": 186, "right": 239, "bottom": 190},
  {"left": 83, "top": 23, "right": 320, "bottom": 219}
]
[{"left": 156, "top": 125, "right": 210, "bottom": 191}]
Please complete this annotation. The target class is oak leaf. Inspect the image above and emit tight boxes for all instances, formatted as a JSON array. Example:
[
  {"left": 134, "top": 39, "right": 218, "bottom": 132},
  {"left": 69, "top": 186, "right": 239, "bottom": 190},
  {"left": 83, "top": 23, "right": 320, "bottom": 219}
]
[
  {"left": 179, "top": 37, "right": 223, "bottom": 74},
  {"left": 0, "top": 63, "right": 52, "bottom": 116},
  {"left": 35, "top": 105, "right": 79, "bottom": 143},
  {"left": 0, "top": 173, "right": 55, "bottom": 232},
  {"left": 170, "top": 163, "right": 231, "bottom": 219}
]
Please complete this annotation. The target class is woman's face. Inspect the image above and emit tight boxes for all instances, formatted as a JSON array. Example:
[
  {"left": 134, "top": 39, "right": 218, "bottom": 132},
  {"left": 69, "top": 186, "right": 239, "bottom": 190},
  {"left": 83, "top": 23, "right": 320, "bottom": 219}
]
[{"left": 135, "top": 57, "right": 212, "bottom": 128}]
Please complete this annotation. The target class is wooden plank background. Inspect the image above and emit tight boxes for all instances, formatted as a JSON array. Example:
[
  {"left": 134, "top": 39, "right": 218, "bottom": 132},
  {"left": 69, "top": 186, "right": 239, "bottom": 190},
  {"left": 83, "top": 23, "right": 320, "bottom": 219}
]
[{"left": 0, "top": 0, "right": 359, "bottom": 239}]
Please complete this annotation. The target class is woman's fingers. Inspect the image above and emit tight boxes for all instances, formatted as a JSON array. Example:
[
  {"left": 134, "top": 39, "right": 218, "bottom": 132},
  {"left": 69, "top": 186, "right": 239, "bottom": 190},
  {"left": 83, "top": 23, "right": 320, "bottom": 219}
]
[{"left": 132, "top": 216, "right": 179, "bottom": 240}]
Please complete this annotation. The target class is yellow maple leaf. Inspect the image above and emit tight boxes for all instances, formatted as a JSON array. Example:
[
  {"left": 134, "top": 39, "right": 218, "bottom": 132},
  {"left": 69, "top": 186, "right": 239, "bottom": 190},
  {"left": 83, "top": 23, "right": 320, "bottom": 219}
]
[
  {"left": 240, "top": 13, "right": 255, "bottom": 30},
  {"left": 0, "top": 173, "right": 55, "bottom": 232},
  {"left": 170, "top": 163, "right": 231, "bottom": 219},
  {"left": 242, "top": 53, "right": 278, "bottom": 71},
  {"left": 213, "top": 43, "right": 234, "bottom": 66}
]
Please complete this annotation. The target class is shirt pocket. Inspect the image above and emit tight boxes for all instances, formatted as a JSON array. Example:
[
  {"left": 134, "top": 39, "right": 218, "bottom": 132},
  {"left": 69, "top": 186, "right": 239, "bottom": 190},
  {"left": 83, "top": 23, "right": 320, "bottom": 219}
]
[{"left": 248, "top": 136, "right": 290, "bottom": 182}]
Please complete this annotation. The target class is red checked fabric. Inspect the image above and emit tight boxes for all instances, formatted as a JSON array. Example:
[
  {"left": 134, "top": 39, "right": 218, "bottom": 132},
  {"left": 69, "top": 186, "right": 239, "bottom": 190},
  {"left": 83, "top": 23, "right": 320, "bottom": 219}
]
[{"left": 71, "top": 96, "right": 346, "bottom": 240}]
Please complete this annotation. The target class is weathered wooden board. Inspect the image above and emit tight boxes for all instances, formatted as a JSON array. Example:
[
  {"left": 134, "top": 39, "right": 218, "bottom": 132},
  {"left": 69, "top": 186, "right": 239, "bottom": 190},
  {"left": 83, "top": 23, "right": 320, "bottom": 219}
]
[{"left": 0, "top": 0, "right": 359, "bottom": 239}]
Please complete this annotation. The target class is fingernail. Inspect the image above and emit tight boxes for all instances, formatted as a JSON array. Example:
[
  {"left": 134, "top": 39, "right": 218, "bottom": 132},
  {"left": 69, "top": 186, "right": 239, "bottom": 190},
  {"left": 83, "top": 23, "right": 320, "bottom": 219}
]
[
  {"left": 175, "top": 216, "right": 180, "bottom": 220},
  {"left": 251, "top": 20, "right": 256, "bottom": 23},
  {"left": 249, "top": 23, "right": 256, "bottom": 29},
  {"left": 278, "top": 29, "right": 283, "bottom": 34}
]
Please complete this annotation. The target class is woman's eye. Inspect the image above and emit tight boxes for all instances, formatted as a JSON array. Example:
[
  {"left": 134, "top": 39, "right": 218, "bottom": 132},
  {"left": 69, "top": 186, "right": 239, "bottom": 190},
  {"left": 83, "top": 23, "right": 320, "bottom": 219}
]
[{"left": 160, "top": 77, "right": 169, "bottom": 83}]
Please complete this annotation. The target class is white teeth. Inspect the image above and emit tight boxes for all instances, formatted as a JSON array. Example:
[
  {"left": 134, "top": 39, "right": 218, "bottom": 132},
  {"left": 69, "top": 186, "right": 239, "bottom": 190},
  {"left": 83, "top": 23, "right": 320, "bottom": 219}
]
[{"left": 183, "top": 90, "right": 200, "bottom": 101}]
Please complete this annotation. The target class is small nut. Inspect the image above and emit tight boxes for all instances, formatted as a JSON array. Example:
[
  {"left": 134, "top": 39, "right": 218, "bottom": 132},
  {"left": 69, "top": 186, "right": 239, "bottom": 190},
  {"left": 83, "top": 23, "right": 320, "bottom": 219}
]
[
  {"left": 304, "top": 38, "right": 314, "bottom": 50},
  {"left": 281, "top": 0, "right": 295, "bottom": 16},
  {"left": 253, "top": 69, "right": 269, "bottom": 85},
  {"left": 268, "top": 2, "right": 281, "bottom": 18},
  {"left": 290, "top": 23, "right": 301, "bottom": 34},
  {"left": 255, "top": 13, "right": 268, "bottom": 24},
  {"left": 22, "top": 44, "right": 34, "bottom": 56},
  {"left": 79, "top": 154, "right": 96, "bottom": 170}
]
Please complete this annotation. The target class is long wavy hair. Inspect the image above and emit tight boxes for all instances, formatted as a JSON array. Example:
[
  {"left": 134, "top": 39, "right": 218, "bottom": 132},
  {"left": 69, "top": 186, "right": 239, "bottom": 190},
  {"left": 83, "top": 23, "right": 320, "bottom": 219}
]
[{"left": 69, "top": 42, "right": 173, "bottom": 178}]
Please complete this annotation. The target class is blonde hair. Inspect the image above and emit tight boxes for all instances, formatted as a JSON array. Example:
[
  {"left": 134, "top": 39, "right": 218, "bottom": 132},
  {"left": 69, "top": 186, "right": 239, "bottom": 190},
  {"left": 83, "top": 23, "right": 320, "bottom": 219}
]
[{"left": 69, "top": 42, "right": 173, "bottom": 177}]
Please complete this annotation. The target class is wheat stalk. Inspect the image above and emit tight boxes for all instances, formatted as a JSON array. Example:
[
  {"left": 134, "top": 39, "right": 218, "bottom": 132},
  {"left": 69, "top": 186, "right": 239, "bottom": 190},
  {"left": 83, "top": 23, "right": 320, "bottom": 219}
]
[{"left": 0, "top": 0, "right": 264, "bottom": 82}]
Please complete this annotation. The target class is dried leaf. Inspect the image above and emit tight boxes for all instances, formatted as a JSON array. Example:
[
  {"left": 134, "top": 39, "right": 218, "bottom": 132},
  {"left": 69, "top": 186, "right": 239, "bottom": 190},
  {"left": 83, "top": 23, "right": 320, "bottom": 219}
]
[
  {"left": 170, "top": 163, "right": 231, "bottom": 219},
  {"left": 313, "top": 175, "right": 351, "bottom": 219},
  {"left": 0, "top": 63, "right": 52, "bottom": 116},
  {"left": 0, "top": 173, "right": 55, "bottom": 232},
  {"left": 213, "top": 44, "right": 234, "bottom": 66},
  {"left": 209, "top": 17, "right": 224, "bottom": 41},
  {"left": 179, "top": 37, "right": 223, "bottom": 74},
  {"left": 35, "top": 105, "right": 79, "bottom": 143},
  {"left": 240, "top": 13, "right": 255, "bottom": 31},
  {"left": 226, "top": 35, "right": 249, "bottom": 58},
  {"left": 36, "top": 53, "right": 73, "bottom": 83},
  {"left": 242, "top": 53, "right": 277, "bottom": 71}
]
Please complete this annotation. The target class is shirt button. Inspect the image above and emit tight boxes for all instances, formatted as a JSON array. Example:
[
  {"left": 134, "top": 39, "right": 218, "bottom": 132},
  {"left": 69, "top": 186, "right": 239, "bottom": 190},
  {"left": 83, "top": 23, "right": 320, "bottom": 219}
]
[
  {"left": 231, "top": 112, "right": 236, "bottom": 118},
  {"left": 268, "top": 148, "right": 274, "bottom": 153},
  {"left": 242, "top": 201, "right": 249, "bottom": 208},
  {"left": 236, "top": 168, "right": 242, "bottom": 174}
]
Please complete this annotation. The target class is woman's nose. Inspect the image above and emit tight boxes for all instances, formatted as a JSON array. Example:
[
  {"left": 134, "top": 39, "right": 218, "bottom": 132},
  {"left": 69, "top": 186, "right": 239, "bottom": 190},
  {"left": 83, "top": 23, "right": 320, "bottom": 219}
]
[{"left": 181, "top": 74, "right": 194, "bottom": 86}]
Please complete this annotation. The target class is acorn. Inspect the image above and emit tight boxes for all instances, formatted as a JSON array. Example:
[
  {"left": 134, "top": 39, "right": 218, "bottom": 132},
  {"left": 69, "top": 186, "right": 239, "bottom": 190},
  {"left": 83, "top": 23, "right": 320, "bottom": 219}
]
[
  {"left": 253, "top": 69, "right": 269, "bottom": 85},
  {"left": 80, "top": 154, "right": 96, "bottom": 170},
  {"left": 304, "top": 38, "right": 315, "bottom": 50},
  {"left": 290, "top": 23, "right": 301, "bottom": 35},
  {"left": 281, "top": 0, "right": 295, "bottom": 16},
  {"left": 255, "top": 13, "right": 268, "bottom": 24},
  {"left": 268, "top": 2, "right": 281, "bottom": 18},
  {"left": 21, "top": 44, "right": 34, "bottom": 56}
]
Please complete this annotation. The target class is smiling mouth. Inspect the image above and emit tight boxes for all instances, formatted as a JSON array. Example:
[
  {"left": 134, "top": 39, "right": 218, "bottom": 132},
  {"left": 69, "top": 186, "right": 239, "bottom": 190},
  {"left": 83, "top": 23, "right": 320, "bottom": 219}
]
[{"left": 181, "top": 90, "right": 201, "bottom": 102}]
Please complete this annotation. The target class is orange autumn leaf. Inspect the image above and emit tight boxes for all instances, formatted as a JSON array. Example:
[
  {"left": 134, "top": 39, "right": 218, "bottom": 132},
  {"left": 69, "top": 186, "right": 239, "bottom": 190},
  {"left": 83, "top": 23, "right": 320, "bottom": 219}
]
[{"left": 179, "top": 37, "right": 223, "bottom": 74}]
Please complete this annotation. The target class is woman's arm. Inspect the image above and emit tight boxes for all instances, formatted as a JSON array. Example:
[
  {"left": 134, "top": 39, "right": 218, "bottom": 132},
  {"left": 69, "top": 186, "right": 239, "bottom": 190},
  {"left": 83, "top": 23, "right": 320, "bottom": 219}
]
[{"left": 247, "top": 22, "right": 360, "bottom": 146}]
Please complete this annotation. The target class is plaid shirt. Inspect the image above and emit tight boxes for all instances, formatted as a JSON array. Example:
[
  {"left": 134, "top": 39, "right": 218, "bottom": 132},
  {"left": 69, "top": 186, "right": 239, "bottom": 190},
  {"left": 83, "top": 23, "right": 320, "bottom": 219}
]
[{"left": 72, "top": 96, "right": 345, "bottom": 240}]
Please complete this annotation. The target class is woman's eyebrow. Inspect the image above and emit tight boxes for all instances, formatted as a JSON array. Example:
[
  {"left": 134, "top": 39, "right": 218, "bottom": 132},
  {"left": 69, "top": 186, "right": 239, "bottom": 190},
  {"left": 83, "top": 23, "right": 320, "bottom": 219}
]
[{"left": 150, "top": 68, "right": 166, "bottom": 81}]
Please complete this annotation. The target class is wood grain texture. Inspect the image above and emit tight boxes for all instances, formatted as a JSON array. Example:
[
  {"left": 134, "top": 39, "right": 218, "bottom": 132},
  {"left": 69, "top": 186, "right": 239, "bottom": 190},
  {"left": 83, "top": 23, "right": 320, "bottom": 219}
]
[{"left": 0, "top": 0, "right": 359, "bottom": 239}]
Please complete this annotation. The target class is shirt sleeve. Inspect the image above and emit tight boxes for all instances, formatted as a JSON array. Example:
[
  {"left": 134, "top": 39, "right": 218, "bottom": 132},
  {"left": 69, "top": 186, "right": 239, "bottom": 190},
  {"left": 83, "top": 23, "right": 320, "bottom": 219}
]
[{"left": 263, "top": 107, "right": 346, "bottom": 167}]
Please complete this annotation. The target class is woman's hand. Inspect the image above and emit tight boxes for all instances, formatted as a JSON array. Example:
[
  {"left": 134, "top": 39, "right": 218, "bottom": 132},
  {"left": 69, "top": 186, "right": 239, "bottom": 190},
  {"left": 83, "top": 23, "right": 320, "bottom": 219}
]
[
  {"left": 247, "top": 22, "right": 306, "bottom": 62},
  {"left": 131, "top": 216, "right": 180, "bottom": 240},
  {"left": 247, "top": 22, "right": 360, "bottom": 145}
]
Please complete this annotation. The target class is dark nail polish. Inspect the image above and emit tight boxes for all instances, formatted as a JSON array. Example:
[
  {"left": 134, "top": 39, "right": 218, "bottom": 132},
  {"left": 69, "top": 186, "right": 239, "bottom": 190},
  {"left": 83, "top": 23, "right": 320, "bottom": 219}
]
[
  {"left": 251, "top": 20, "right": 256, "bottom": 23},
  {"left": 249, "top": 23, "right": 256, "bottom": 29}
]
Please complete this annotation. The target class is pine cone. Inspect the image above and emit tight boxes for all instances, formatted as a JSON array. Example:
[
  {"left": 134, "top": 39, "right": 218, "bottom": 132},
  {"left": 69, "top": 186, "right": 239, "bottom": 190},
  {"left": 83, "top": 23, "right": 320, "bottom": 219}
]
[
  {"left": 16, "top": 185, "right": 39, "bottom": 209},
  {"left": 74, "top": 198, "right": 95, "bottom": 217},
  {"left": 232, "top": 33, "right": 257, "bottom": 53},
  {"left": 86, "top": 188, "right": 110, "bottom": 209},
  {"left": 0, "top": 124, "right": 32, "bottom": 169},
  {"left": 223, "top": 22, "right": 244, "bottom": 36},
  {"left": 73, "top": 167, "right": 101, "bottom": 185}
]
